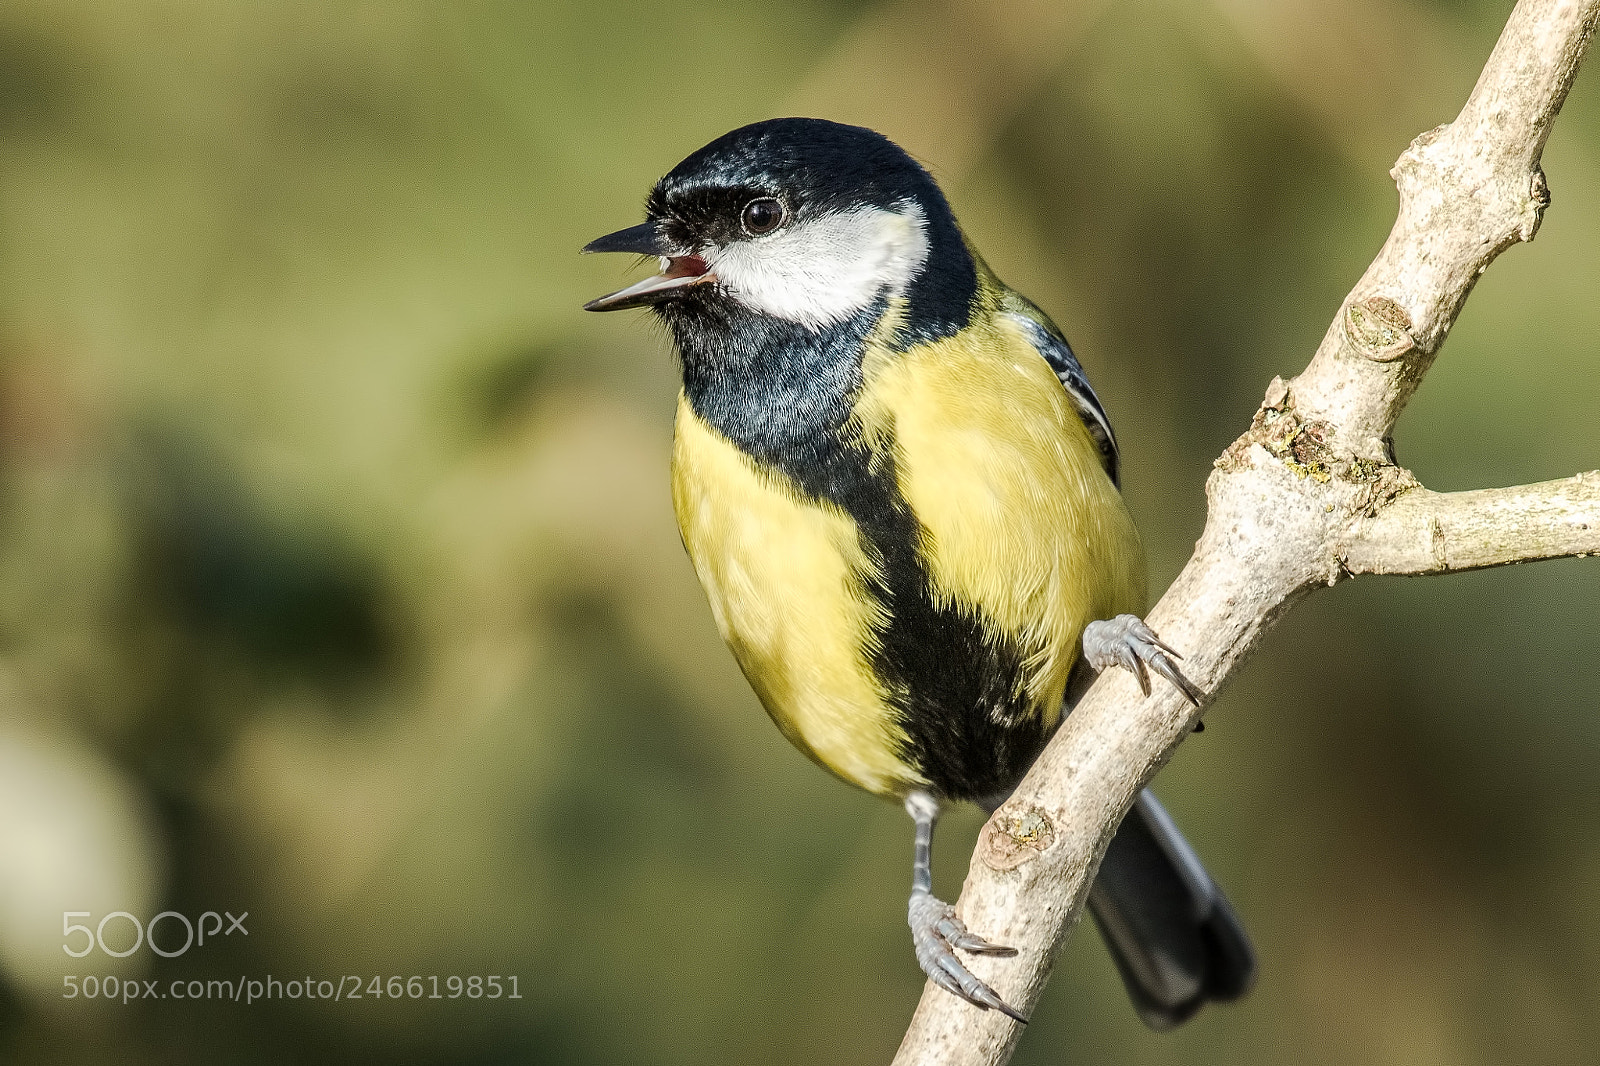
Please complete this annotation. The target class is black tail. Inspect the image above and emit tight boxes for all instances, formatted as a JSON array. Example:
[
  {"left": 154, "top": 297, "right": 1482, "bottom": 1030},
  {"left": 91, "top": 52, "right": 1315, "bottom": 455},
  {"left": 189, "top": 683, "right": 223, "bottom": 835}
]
[{"left": 1087, "top": 790, "right": 1256, "bottom": 1030}]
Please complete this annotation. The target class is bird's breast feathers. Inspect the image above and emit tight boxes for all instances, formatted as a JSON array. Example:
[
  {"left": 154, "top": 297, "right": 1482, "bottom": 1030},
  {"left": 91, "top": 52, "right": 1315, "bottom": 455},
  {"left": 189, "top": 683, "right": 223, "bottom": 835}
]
[{"left": 670, "top": 311, "right": 1145, "bottom": 798}]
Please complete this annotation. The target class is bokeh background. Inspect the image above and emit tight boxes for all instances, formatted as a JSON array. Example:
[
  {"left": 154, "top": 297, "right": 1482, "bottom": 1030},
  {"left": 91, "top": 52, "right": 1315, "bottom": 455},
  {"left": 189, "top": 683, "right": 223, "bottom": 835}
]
[{"left": 0, "top": 0, "right": 1596, "bottom": 1063}]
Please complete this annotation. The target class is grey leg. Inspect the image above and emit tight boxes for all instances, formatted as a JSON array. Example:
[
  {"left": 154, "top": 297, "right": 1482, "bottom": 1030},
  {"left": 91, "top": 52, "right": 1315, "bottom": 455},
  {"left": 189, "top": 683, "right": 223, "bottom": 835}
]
[
  {"left": 1081, "top": 614, "right": 1204, "bottom": 705},
  {"left": 904, "top": 791, "right": 1027, "bottom": 1022}
]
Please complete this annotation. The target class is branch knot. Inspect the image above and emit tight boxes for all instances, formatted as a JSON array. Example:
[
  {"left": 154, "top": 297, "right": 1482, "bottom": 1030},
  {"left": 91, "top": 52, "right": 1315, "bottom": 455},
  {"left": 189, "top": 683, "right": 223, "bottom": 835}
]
[
  {"left": 1521, "top": 167, "right": 1551, "bottom": 241},
  {"left": 1344, "top": 296, "right": 1416, "bottom": 361},
  {"left": 981, "top": 806, "right": 1057, "bottom": 872}
]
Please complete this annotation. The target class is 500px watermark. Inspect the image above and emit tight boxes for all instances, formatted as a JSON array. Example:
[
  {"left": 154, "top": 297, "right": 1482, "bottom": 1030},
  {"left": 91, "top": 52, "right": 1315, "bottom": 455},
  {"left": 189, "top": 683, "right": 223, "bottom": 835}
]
[
  {"left": 62, "top": 910, "right": 248, "bottom": 959},
  {"left": 62, "top": 974, "right": 524, "bottom": 1004}
]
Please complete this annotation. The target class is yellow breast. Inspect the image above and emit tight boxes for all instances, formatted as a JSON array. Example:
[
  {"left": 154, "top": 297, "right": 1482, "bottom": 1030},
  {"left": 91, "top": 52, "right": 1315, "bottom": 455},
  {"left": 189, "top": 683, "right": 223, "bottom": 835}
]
[
  {"left": 671, "top": 402, "right": 923, "bottom": 796},
  {"left": 669, "top": 310, "right": 1146, "bottom": 799}
]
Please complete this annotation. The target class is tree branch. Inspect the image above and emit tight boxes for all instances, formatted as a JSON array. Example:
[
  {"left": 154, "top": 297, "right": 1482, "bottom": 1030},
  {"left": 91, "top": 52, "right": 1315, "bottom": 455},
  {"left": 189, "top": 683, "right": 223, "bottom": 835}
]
[
  {"left": 891, "top": 2, "right": 1600, "bottom": 1064},
  {"left": 1342, "top": 472, "right": 1600, "bottom": 575},
  {"left": 1291, "top": 0, "right": 1597, "bottom": 454}
]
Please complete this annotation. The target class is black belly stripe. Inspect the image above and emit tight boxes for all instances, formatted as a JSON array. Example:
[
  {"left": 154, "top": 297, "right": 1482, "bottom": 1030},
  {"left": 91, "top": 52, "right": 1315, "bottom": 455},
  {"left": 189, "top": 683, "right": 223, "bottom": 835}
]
[
  {"left": 666, "top": 296, "right": 1050, "bottom": 801},
  {"left": 848, "top": 425, "right": 1050, "bottom": 802}
]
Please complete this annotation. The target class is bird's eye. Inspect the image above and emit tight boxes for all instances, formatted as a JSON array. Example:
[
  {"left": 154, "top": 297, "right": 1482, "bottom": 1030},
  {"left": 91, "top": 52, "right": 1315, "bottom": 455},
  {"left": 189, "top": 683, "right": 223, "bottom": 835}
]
[{"left": 741, "top": 197, "right": 786, "bottom": 236}]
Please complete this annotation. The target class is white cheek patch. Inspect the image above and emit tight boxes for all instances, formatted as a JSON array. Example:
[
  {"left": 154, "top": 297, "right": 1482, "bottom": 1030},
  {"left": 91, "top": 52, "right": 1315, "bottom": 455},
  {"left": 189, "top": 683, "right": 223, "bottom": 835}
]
[{"left": 703, "top": 203, "right": 931, "bottom": 330}]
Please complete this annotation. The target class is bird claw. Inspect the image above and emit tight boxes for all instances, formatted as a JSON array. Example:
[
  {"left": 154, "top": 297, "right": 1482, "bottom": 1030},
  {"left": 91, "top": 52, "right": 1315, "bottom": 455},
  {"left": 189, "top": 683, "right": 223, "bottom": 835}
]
[
  {"left": 910, "top": 892, "right": 1027, "bottom": 1022},
  {"left": 1082, "top": 615, "right": 1204, "bottom": 706}
]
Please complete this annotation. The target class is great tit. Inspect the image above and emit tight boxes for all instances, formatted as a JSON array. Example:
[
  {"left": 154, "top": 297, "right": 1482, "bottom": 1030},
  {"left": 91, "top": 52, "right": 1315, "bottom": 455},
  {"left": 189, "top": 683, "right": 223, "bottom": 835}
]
[{"left": 583, "top": 117, "right": 1255, "bottom": 1028}]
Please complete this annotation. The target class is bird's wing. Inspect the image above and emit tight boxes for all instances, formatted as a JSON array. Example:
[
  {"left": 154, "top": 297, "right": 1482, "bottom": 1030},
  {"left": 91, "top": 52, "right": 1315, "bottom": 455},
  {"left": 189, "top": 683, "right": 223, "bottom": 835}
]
[{"left": 999, "top": 292, "right": 1120, "bottom": 487}]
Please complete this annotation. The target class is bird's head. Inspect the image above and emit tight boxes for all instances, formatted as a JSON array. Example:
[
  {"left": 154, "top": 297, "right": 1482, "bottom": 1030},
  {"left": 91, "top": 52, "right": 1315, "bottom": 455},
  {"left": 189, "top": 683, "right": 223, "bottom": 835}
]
[{"left": 583, "top": 118, "right": 974, "bottom": 336}]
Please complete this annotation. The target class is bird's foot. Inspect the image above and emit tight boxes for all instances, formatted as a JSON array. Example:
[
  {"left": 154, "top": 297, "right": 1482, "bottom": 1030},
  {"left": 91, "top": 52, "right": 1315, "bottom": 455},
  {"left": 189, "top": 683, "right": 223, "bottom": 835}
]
[
  {"left": 1082, "top": 614, "right": 1204, "bottom": 706},
  {"left": 909, "top": 891, "right": 1027, "bottom": 1022}
]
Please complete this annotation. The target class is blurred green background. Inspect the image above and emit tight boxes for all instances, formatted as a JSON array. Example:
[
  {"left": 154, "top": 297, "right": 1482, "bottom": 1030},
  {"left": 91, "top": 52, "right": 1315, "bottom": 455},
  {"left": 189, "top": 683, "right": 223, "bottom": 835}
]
[{"left": 0, "top": 0, "right": 1596, "bottom": 1063}]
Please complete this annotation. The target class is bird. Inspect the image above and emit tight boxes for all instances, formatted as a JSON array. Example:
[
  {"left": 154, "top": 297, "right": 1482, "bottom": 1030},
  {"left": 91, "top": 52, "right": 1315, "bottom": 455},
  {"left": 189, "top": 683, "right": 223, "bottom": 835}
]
[{"left": 582, "top": 117, "right": 1255, "bottom": 1027}]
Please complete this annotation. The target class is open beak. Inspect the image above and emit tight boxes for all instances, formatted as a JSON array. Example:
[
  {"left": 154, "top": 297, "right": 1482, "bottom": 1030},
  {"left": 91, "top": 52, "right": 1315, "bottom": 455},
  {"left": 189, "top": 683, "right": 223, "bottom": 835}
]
[{"left": 582, "top": 222, "right": 716, "bottom": 312}]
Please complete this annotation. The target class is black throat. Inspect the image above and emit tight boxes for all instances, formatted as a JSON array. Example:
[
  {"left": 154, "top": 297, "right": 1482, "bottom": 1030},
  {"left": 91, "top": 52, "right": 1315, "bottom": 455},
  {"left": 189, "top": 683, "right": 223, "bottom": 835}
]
[{"left": 662, "top": 294, "right": 881, "bottom": 498}]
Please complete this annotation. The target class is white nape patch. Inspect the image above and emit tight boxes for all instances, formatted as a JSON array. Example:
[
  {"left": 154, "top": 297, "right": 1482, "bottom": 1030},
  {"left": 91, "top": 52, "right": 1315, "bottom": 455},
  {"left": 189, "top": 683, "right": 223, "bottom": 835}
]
[{"left": 702, "top": 202, "right": 931, "bottom": 329}]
